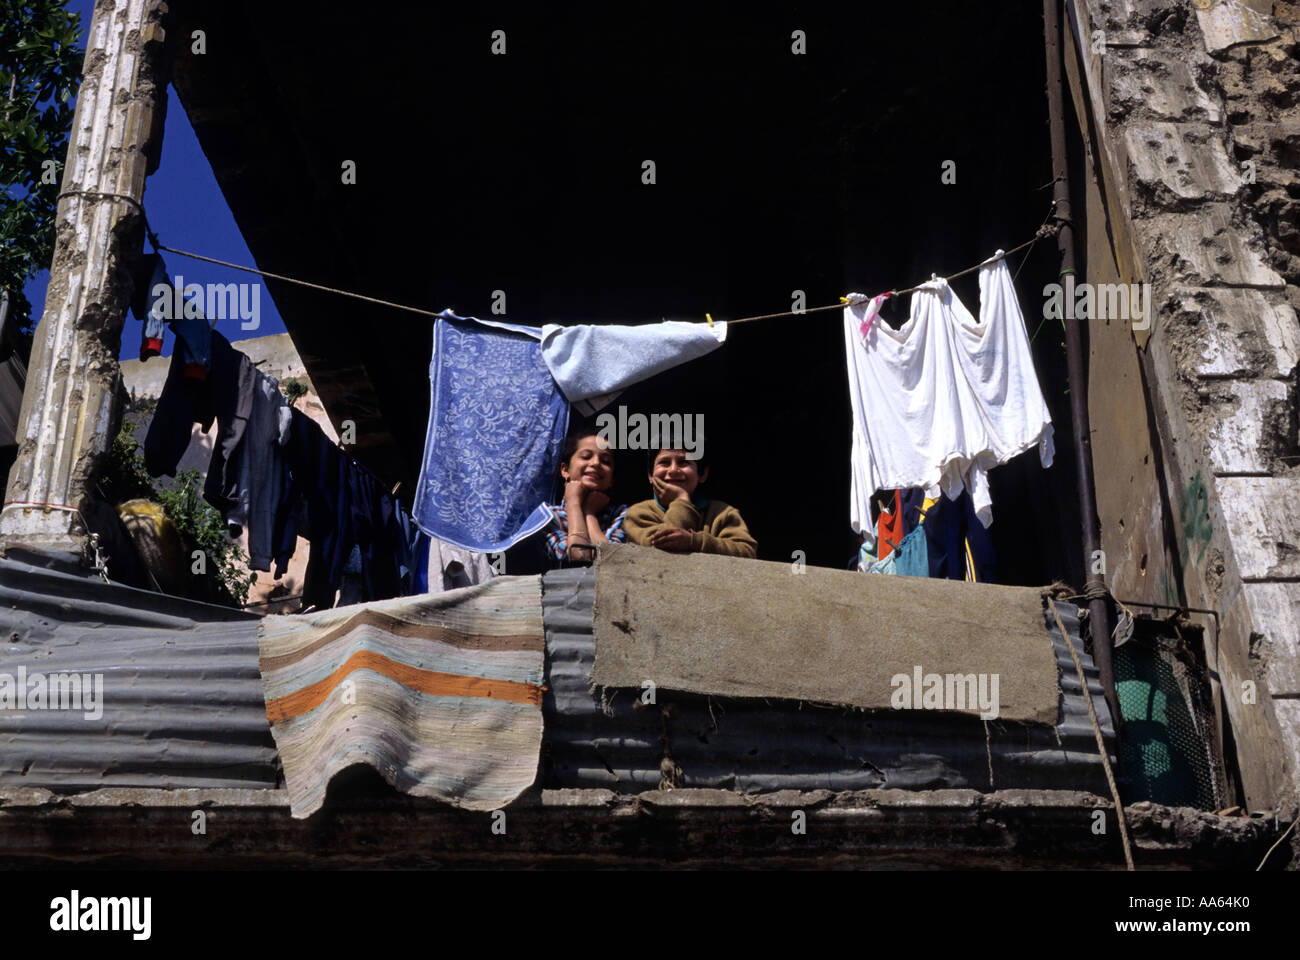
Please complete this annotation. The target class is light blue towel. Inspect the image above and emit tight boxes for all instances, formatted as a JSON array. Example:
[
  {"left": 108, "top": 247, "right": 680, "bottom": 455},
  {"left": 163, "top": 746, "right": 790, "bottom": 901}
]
[
  {"left": 540, "top": 320, "right": 728, "bottom": 415},
  {"left": 414, "top": 311, "right": 569, "bottom": 552}
]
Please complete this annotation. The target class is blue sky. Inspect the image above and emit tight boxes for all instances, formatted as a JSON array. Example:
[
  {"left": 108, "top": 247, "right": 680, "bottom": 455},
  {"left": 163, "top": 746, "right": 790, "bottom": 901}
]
[{"left": 22, "top": 0, "right": 288, "bottom": 359}]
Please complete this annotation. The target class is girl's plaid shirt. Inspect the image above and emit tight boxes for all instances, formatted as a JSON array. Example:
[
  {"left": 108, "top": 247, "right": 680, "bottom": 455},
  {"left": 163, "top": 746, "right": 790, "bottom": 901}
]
[{"left": 544, "top": 501, "right": 628, "bottom": 561}]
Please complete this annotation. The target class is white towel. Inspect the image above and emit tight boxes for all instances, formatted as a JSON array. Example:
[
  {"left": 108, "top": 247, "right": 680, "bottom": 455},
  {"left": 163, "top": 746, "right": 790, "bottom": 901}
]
[{"left": 844, "top": 253, "right": 1054, "bottom": 549}]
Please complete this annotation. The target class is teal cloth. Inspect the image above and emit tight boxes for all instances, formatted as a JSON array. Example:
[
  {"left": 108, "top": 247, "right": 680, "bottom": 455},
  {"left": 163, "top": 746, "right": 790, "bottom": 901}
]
[{"left": 866, "top": 525, "right": 928, "bottom": 577}]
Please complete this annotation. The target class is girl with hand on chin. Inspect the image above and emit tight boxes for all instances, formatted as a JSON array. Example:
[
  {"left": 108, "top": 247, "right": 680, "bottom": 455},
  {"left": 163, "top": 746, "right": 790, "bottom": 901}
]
[
  {"left": 624, "top": 446, "right": 757, "bottom": 559},
  {"left": 544, "top": 428, "right": 628, "bottom": 566}
]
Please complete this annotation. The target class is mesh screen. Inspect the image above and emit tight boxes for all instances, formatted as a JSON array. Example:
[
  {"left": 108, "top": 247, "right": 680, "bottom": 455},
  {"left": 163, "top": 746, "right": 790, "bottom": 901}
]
[{"left": 1114, "top": 623, "right": 1222, "bottom": 811}]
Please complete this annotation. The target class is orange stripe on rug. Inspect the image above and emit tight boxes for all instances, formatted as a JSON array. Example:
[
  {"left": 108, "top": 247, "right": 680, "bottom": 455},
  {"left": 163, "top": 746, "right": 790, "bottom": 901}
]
[{"left": 266, "top": 649, "right": 542, "bottom": 724}]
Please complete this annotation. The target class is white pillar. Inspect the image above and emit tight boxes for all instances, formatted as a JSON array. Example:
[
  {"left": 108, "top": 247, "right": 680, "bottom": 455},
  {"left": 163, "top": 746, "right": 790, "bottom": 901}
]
[{"left": 0, "top": 0, "right": 169, "bottom": 560}]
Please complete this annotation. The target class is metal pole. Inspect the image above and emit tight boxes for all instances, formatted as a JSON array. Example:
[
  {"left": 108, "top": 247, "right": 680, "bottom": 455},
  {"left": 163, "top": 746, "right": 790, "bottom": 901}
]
[{"left": 1042, "top": 0, "right": 1120, "bottom": 728}]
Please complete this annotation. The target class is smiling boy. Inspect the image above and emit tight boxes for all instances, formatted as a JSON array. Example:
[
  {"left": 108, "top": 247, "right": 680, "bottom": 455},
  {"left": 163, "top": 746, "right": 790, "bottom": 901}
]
[{"left": 623, "top": 448, "right": 757, "bottom": 558}]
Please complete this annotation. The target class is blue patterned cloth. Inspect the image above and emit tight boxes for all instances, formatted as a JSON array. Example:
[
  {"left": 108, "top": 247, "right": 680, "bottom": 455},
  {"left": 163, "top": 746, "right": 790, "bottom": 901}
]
[{"left": 414, "top": 312, "right": 570, "bottom": 552}]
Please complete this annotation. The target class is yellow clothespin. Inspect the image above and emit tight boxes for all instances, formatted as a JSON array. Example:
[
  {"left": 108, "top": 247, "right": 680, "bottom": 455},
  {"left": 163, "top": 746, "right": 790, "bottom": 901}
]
[{"left": 705, "top": 312, "right": 714, "bottom": 328}]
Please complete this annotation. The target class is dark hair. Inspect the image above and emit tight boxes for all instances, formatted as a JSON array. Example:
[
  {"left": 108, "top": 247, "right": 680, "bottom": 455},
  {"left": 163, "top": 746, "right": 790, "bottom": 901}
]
[
  {"left": 560, "top": 421, "right": 604, "bottom": 468},
  {"left": 644, "top": 444, "right": 708, "bottom": 473}
]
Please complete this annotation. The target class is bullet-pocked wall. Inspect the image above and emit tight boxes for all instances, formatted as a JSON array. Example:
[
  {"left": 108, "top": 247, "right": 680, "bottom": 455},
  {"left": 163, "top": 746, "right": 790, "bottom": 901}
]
[{"left": 171, "top": 3, "right": 1087, "bottom": 584}]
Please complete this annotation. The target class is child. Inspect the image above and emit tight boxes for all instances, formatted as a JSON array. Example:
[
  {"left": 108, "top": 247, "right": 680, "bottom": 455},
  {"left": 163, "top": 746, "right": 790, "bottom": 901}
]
[
  {"left": 544, "top": 429, "right": 628, "bottom": 565},
  {"left": 624, "top": 447, "right": 757, "bottom": 558}
]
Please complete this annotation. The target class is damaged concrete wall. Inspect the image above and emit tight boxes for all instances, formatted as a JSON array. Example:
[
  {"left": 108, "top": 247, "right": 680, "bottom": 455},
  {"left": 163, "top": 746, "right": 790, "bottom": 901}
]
[
  {"left": 0, "top": 0, "right": 170, "bottom": 561},
  {"left": 1068, "top": 0, "right": 1300, "bottom": 815}
]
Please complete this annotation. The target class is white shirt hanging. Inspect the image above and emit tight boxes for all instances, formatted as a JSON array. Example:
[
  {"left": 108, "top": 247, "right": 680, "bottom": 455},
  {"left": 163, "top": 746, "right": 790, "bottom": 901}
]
[{"left": 843, "top": 252, "right": 1054, "bottom": 549}]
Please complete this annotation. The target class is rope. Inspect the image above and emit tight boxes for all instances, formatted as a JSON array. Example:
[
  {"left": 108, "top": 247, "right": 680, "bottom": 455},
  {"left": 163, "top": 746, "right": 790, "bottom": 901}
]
[
  {"left": 1048, "top": 597, "right": 1134, "bottom": 870},
  {"left": 732, "top": 223, "right": 1060, "bottom": 327},
  {"left": 54, "top": 188, "right": 1062, "bottom": 331},
  {"left": 57, "top": 190, "right": 160, "bottom": 248},
  {"left": 1082, "top": 577, "right": 1109, "bottom": 601},
  {"left": 1014, "top": 201, "right": 1059, "bottom": 284},
  {"left": 155, "top": 244, "right": 450, "bottom": 319},
  {"left": 1256, "top": 814, "right": 1298, "bottom": 871}
]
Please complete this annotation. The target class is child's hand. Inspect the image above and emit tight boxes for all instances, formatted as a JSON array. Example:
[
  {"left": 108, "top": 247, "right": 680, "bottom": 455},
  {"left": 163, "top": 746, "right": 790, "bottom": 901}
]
[
  {"left": 651, "top": 476, "right": 688, "bottom": 504},
  {"left": 649, "top": 527, "right": 693, "bottom": 552},
  {"left": 584, "top": 490, "right": 610, "bottom": 515},
  {"left": 564, "top": 479, "right": 590, "bottom": 504}
]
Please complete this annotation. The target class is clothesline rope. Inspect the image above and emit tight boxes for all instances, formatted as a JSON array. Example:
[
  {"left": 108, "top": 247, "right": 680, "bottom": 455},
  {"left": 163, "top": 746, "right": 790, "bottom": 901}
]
[{"left": 56, "top": 189, "right": 1063, "bottom": 331}]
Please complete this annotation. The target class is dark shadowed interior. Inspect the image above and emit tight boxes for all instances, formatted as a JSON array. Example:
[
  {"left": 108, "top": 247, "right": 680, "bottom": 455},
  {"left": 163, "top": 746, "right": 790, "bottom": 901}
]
[{"left": 169, "top": 2, "right": 1087, "bottom": 585}]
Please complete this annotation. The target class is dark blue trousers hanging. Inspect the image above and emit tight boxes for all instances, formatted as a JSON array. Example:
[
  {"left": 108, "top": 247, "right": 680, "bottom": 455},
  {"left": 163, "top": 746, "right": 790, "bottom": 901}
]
[{"left": 923, "top": 489, "right": 997, "bottom": 583}]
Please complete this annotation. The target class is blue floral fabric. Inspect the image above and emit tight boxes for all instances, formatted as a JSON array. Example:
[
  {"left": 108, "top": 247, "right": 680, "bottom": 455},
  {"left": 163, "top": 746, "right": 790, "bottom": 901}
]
[{"left": 414, "top": 312, "right": 570, "bottom": 552}]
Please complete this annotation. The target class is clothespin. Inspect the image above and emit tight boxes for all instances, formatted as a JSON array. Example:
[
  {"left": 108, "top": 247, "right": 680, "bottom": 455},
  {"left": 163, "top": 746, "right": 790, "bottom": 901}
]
[
  {"left": 853, "top": 293, "right": 890, "bottom": 344},
  {"left": 705, "top": 312, "right": 714, "bottom": 328}
]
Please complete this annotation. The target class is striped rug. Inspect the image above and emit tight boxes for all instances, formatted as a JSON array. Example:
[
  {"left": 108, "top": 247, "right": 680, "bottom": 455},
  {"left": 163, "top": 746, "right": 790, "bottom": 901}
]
[{"left": 257, "top": 575, "right": 545, "bottom": 818}]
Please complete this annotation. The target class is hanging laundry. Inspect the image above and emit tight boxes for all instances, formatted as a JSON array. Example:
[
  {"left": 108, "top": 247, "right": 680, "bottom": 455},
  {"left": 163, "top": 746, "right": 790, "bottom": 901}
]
[
  {"left": 843, "top": 253, "right": 1054, "bottom": 550},
  {"left": 145, "top": 329, "right": 255, "bottom": 511},
  {"left": 923, "top": 488, "right": 997, "bottom": 583},
  {"left": 395, "top": 507, "right": 430, "bottom": 596},
  {"left": 539, "top": 319, "right": 727, "bottom": 415},
  {"left": 224, "top": 370, "right": 293, "bottom": 572},
  {"left": 899, "top": 488, "right": 929, "bottom": 538},
  {"left": 425, "top": 537, "right": 495, "bottom": 593},
  {"left": 413, "top": 312, "right": 569, "bottom": 552},
  {"left": 130, "top": 252, "right": 212, "bottom": 372},
  {"left": 866, "top": 524, "right": 930, "bottom": 578},
  {"left": 876, "top": 490, "right": 904, "bottom": 560},
  {"left": 287, "top": 409, "right": 352, "bottom": 610}
]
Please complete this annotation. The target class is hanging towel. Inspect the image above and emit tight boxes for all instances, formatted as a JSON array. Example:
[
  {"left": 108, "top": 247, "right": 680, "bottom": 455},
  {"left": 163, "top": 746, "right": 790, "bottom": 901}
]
[
  {"left": 414, "top": 311, "right": 569, "bottom": 552},
  {"left": 844, "top": 253, "right": 1054, "bottom": 550},
  {"left": 539, "top": 320, "right": 727, "bottom": 415}
]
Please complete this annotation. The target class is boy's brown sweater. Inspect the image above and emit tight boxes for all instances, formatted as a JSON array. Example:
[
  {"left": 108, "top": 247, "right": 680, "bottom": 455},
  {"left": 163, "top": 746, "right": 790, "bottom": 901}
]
[{"left": 623, "top": 497, "right": 758, "bottom": 558}]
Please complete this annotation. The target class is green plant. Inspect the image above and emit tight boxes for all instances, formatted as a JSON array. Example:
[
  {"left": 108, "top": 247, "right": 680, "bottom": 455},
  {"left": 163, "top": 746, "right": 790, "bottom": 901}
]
[
  {"left": 157, "top": 469, "right": 256, "bottom": 608},
  {"left": 281, "top": 377, "right": 308, "bottom": 405},
  {"left": 98, "top": 415, "right": 159, "bottom": 507},
  {"left": 99, "top": 413, "right": 254, "bottom": 609},
  {"left": 1, "top": 1, "right": 84, "bottom": 335}
]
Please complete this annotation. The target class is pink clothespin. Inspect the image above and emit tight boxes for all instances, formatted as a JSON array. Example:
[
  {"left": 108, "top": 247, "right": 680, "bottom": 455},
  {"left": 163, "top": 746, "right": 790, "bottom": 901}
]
[{"left": 855, "top": 292, "right": 893, "bottom": 343}]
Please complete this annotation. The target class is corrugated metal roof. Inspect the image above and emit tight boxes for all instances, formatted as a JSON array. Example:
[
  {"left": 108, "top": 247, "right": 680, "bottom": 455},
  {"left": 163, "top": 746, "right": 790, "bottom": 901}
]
[
  {"left": 0, "top": 558, "right": 1116, "bottom": 798},
  {"left": 0, "top": 558, "right": 279, "bottom": 790},
  {"left": 540, "top": 567, "right": 1116, "bottom": 794}
]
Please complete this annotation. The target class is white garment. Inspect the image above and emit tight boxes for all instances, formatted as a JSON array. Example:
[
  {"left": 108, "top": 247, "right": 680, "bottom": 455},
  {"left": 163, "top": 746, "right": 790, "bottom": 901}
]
[
  {"left": 427, "top": 537, "right": 494, "bottom": 593},
  {"left": 539, "top": 320, "right": 727, "bottom": 415},
  {"left": 843, "top": 253, "right": 1054, "bottom": 549}
]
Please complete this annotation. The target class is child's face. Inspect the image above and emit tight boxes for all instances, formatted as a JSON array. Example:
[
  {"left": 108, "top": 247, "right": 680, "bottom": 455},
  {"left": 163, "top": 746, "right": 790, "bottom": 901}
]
[
  {"left": 562, "top": 435, "right": 615, "bottom": 491},
  {"left": 650, "top": 449, "right": 708, "bottom": 498}
]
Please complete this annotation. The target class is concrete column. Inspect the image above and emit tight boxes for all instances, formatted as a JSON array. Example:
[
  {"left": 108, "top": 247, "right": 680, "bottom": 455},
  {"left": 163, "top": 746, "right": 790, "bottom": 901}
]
[{"left": 0, "top": 0, "right": 169, "bottom": 561}]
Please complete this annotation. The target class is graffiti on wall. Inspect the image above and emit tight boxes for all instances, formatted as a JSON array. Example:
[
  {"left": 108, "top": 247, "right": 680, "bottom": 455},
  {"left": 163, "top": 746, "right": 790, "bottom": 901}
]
[{"left": 1179, "top": 470, "right": 1213, "bottom": 570}]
